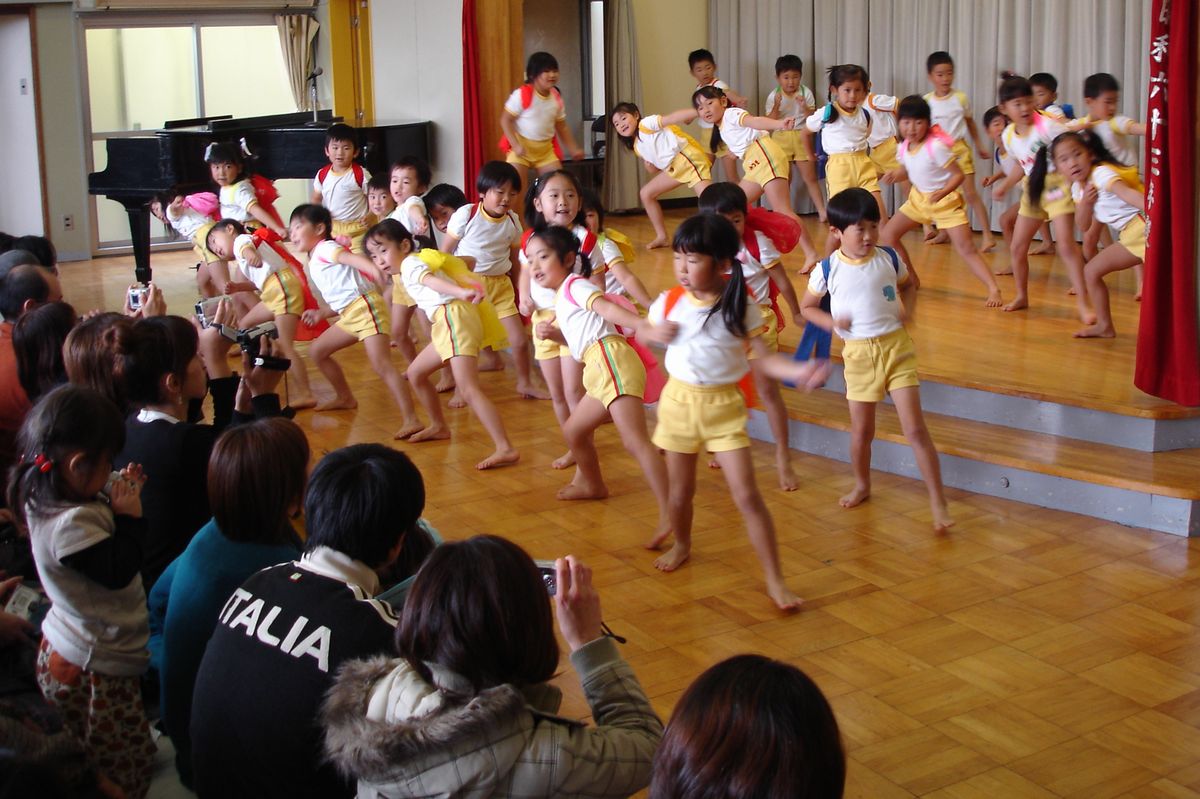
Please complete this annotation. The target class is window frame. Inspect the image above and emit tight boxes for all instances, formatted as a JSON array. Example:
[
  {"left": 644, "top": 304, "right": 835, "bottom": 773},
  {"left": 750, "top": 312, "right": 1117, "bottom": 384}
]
[{"left": 579, "top": 0, "right": 604, "bottom": 123}]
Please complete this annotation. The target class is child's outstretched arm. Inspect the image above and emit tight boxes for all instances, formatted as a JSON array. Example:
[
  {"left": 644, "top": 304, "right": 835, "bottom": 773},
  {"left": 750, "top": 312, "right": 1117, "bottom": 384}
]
[
  {"left": 336, "top": 249, "right": 388, "bottom": 287},
  {"left": 555, "top": 118, "right": 585, "bottom": 160},
  {"left": 880, "top": 164, "right": 910, "bottom": 187},
  {"left": 800, "top": 288, "right": 839, "bottom": 331},
  {"left": 1109, "top": 178, "right": 1145, "bottom": 212},
  {"left": 767, "top": 265, "right": 803, "bottom": 324},
  {"left": 247, "top": 203, "right": 286, "bottom": 237},
  {"left": 605, "top": 261, "right": 654, "bottom": 308},
  {"left": 663, "top": 108, "right": 699, "bottom": 126},
  {"left": 964, "top": 115, "right": 989, "bottom": 158},
  {"left": 748, "top": 337, "right": 831, "bottom": 387},
  {"left": 440, "top": 232, "right": 462, "bottom": 254},
  {"left": 743, "top": 114, "right": 794, "bottom": 132},
  {"left": 591, "top": 295, "right": 645, "bottom": 330},
  {"left": 990, "top": 163, "right": 1026, "bottom": 201},
  {"left": 422, "top": 273, "right": 484, "bottom": 303}
]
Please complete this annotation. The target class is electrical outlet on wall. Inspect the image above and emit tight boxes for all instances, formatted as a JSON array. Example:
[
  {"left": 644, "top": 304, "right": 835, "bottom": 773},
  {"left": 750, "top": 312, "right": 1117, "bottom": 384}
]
[{"left": 62, "top": 215, "right": 74, "bottom": 231}]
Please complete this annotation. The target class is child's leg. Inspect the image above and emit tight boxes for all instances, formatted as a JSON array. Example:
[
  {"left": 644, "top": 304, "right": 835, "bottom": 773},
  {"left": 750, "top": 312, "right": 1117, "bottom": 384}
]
[
  {"left": 995, "top": 205, "right": 1019, "bottom": 274},
  {"left": 872, "top": 190, "right": 890, "bottom": 226},
  {"left": 655, "top": 450, "right": 698, "bottom": 569},
  {"left": 797, "top": 159, "right": 827, "bottom": 221},
  {"left": 562, "top": 356, "right": 585, "bottom": 412},
  {"left": 879, "top": 212, "right": 921, "bottom": 287},
  {"left": 1006, "top": 215, "right": 1042, "bottom": 311},
  {"left": 499, "top": 314, "right": 548, "bottom": 399},
  {"left": 1032, "top": 221, "right": 1055, "bottom": 255},
  {"left": 608, "top": 394, "right": 671, "bottom": 540},
  {"left": 718, "top": 153, "right": 739, "bottom": 183},
  {"left": 946, "top": 225, "right": 1003, "bottom": 306},
  {"left": 406, "top": 342, "right": 452, "bottom": 439},
  {"left": 538, "top": 356, "right": 576, "bottom": 470},
  {"left": 890, "top": 386, "right": 953, "bottom": 532},
  {"left": 842, "top": 400, "right": 876, "bottom": 508},
  {"left": 1050, "top": 213, "right": 1094, "bottom": 324},
  {"left": 558, "top": 394, "right": 610, "bottom": 499},
  {"left": 1074, "top": 245, "right": 1142, "bottom": 339},
  {"left": 1083, "top": 218, "right": 1105, "bottom": 261},
  {"left": 448, "top": 355, "right": 520, "bottom": 470},
  {"left": 272, "top": 313, "right": 316, "bottom": 408},
  {"left": 362, "top": 334, "right": 422, "bottom": 438},
  {"left": 640, "top": 171, "right": 687, "bottom": 249},
  {"left": 712, "top": 446, "right": 802, "bottom": 610},
  {"left": 390, "top": 304, "right": 418, "bottom": 364},
  {"left": 1134, "top": 263, "right": 1144, "bottom": 300},
  {"left": 197, "top": 260, "right": 219, "bottom": 298},
  {"left": 751, "top": 363, "right": 798, "bottom": 491},
  {"left": 961, "top": 175, "right": 994, "bottom": 250},
  {"left": 757, "top": 177, "right": 819, "bottom": 267},
  {"left": 537, "top": 160, "right": 564, "bottom": 175},
  {"left": 309, "top": 326, "right": 360, "bottom": 410}
]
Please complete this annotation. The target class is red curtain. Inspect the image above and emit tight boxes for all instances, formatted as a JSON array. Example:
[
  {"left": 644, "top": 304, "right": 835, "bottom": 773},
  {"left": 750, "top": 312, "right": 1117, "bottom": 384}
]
[
  {"left": 1135, "top": 0, "right": 1200, "bottom": 406},
  {"left": 462, "top": 0, "right": 486, "bottom": 192}
]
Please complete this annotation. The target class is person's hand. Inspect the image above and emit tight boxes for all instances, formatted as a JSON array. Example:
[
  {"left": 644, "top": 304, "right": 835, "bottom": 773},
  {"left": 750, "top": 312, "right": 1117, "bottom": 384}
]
[
  {"left": 1080, "top": 182, "right": 1099, "bottom": 208},
  {"left": 511, "top": 140, "right": 528, "bottom": 157},
  {"left": 833, "top": 315, "right": 852, "bottom": 332},
  {"left": 571, "top": 149, "right": 585, "bottom": 161},
  {"left": 223, "top": 281, "right": 256, "bottom": 295},
  {"left": 981, "top": 174, "right": 998, "bottom": 187},
  {"left": 636, "top": 318, "right": 679, "bottom": 346},
  {"left": 781, "top": 117, "right": 796, "bottom": 131},
  {"left": 518, "top": 294, "right": 534, "bottom": 317},
  {"left": 212, "top": 297, "right": 238, "bottom": 329},
  {"left": 772, "top": 92, "right": 783, "bottom": 114},
  {"left": 140, "top": 283, "right": 166, "bottom": 318},
  {"left": 554, "top": 556, "right": 603, "bottom": 651},
  {"left": 535, "top": 320, "right": 557, "bottom": 340},
  {"left": 929, "top": 189, "right": 949, "bottom": 204},
  {"left": 302, "top": 309, "right": 324, "bottom": 328},
  {"left": 991, "top": 182, "right": 1009, "bottom": 202},
  {"left": 787, "top": 358, "right": 833, "bottom": 391},
  {"left": 241, "top": 336, "right": 285, "bottom": 397},
  {"left": 409, "top": 209, "right": 430, "bottom": 236},
  {"left": 880, "top": 168, "right": 904, "bottom": 186},
  {"left": 109, "top": 464, "right": 145, "bottom": 518},
  {"left": 242, "top": 247, "right": 263, "bottom": 268}
]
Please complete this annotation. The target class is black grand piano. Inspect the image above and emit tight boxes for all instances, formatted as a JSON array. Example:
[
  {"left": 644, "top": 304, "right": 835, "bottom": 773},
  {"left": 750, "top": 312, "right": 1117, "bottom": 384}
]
[{"left": 88, "top": 112, "right": 431, "bottom": 283}]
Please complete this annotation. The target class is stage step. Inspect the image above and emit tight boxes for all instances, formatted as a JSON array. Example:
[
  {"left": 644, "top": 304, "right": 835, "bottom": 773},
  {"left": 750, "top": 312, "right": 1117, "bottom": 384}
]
[
  {"left": 815, "top": 362, "right": 1200, "bottom": 453},
  {"left": 752, "top": 388, "right": 1200, "bottom": 537}
]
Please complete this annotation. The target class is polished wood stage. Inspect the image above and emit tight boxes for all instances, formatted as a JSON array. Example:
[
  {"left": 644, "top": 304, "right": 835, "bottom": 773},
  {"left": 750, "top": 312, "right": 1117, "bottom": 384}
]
[{"left": 61, "top": 208, "right": 1200, "bottom": 797}]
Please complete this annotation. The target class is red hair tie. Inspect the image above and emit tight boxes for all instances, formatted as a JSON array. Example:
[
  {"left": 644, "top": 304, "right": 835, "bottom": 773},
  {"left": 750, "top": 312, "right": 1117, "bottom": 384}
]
[{"left": 32, "top": 454, "right": 53, "bottom": 474}]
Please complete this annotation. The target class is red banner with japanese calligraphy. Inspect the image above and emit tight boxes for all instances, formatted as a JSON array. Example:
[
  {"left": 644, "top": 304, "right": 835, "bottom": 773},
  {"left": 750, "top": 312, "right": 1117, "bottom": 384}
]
[{"left": 1135, "top": 0, "right": 1200, "bottom": 406}]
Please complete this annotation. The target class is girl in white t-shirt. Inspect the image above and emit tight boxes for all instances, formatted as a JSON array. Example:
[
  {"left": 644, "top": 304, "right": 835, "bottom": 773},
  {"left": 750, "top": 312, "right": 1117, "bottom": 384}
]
[
  {"left": 1042, "top": 131, "right": 1146, "bottom": 339},
  {"left": 641, "top": 214, "right": 825, "bottom": 611},
  {"left": 204, "top": 142, "right": 286, "bottom": 237},
  {"left": 526, "top": 225, "right": 669, "bottom": 541}
]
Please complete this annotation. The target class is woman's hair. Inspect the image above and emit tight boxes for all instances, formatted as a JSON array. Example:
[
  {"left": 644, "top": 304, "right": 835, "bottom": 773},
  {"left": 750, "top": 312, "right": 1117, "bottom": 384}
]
[
  {"left": 289, "top": 204, "right": 334, "bottom": 241},
  {"left": 528, "top": 225, "right": 586, "bottom": 278},
  {"left": 672, "top": 214, "right": 748, "bottom": 337},
  {"left": 610, "top": 102, "right": 641, "bottom": 151},
  {"left": 208, "top": 418, "right": 308, "bottom": 546},
  {"left": 648, "top": 655, "right": 845, "bottom": 799},
  {"left": 364, "top": 218, "right": 416, "bottom": 253},
  {"left": 523, "top": 169, "right": 585, "bottom": 229},
  {"left": 424, "top": 183, "right": 469, "bottom": 214},
  {"left": 691, "top": 85, "right": 728, "bottom": 154},
  {"left": 395, "top": 535, "right": 558, "bottom": 693},
  {"left": 580, "top": 187, "right": 606, "bottom": 228},
  {"left": 12, "top": 236, "right": 56, "bottom": 270},
  {"left": 63, "top": 313, "right": 132, "bottom": 413},
  {"left": 897, "top": 94, "right": 931, "bottom": 123},
  {"left": 828, "top": 64, "right": 869, "bottom": 89},
  {"left": 697, "top": 182, "right": 748, "bottom": 216},
  {"left": 1028, "top": 130, "right": 1122, "bottom": 204},
  {"left": 7, "top": 385, "right": 126, "bottom": 525},
  {"left": 524, "top": 51, "right": 558, "bottom": 82},
  {"left": 111, "top": 316, "right": 199, "bottom": 408},
  {"left": 998, "top": 73, "right": 1033, "bottom": 104},
  {"left": 13, "top": 301, "right": 76, "bottom": 404},
  {"left": 982, "top": 106, "right": 1006, "bottom": 129}
]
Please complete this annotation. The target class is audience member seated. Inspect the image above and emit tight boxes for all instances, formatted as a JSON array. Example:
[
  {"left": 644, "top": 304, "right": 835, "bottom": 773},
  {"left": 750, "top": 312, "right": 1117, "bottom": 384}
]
[
  {"left": 147, "top": 417, "right": 308, "bottom": 788},
  {"left": 13, "top": 301, "right": 76, "bottom": 404},
  {"left": 323, "top": 536, "right": 664, "bottom": 798},
  {"left": 9, "top": 237, "right": 56, "bottom": 272},
  {"left": 190, "top": 443, "right": 425, "bottom": 799},
  {"left": 63, "top": 313, "right": 133, "bottom": 413},
  {"left": 648, "top": 655, "right": 845, "bottom": 799}
]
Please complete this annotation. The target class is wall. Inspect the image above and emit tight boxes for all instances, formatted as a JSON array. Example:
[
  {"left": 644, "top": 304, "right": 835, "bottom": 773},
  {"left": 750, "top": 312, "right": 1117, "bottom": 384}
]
[
  {"left": 0, "top": 13, "right": 45, "bottom": 236},
  {"left": 369, "top": 0, "right": 465, "bottom": 188},
  {"left": 522, "top": 0, "right": 584, "bottom": 146}
]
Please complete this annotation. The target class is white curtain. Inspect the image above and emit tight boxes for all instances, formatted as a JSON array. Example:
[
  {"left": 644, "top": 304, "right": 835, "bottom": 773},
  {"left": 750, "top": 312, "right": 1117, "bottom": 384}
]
[
  {"left": 708, "top": 0, "right": 1152, "bottom": 227},
  {"left": 604, "top": 0, "right": 644, "bottom": 211},
  {"left": 276, "top": 13, "right": 319, "bottom": 112}
]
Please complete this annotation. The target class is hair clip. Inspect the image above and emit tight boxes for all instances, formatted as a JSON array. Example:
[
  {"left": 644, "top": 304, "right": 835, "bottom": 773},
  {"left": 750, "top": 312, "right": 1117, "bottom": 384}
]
[
  {"left": 32, "top": 454, "right": 53, "bottom": 474},
  {"left": 204, "top": 142, "right": 217, "bottom": 161}
]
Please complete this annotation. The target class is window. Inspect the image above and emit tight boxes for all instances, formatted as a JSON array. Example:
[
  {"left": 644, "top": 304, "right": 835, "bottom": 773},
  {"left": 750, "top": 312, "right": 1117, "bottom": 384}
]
[
  {"left": 581, "top": 0, "right": 604, "bottom": 119},
  {"left": 83, "top": 18, "right": 300, "bottom": 251}
]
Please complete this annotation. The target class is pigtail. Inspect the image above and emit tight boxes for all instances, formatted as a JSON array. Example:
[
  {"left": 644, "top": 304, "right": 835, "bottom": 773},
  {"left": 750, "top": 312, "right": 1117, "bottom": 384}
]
[
  {"left": 711, "top": 255, "right": 749, "bottom": 338},
  {"left": 1027, "top": 145, "right": 1051, "bottom": 205}
]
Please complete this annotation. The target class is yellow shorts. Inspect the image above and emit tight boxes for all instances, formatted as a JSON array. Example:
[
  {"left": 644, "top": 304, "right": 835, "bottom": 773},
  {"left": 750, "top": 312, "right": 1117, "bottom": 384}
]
[
  {"left": 899, "top": 187, "right": 969, "bottom": 229},
  {"left": 869, "top": 137, "right": 900, "bottom": 175},
  {"left": 581, "top": 335, "right": 646, "bottom": 407},
  {"left": 332, "top": 218, "right": 371, "bottom": 254},
  {"left": 190, "top": 223, "right": 220, "bottom": 264},
  {"left": 665, "top": 145, "right": 713, "bottom": 188},
  {"left": 506, "top": 134, "right": 559, "bottom": 170},
  {"left": 430, "top": 299, "right": 483, "bottom": 361},
  {"left": 1117, "top": 214, "right": 1146, "bottom": 260},
  {"left": 699, "top": 126, "right": 730, "bottom": 158},
  {"left": 390, "top": 274, "right": 416, "bottom": 308},
  {"left": 1018, "top": 174, "right": 1075, "bottom": 221},
  {"left": 652, "top": 379, "right": 749, "bottom": 454},
  {"left": 741, "top": 138, "right": 790, "bottom": 188},
  {"left": 335, "top": 292, "right": 391, "bottom": 341},
  {"left": 950, "top": 139, "right": 976, "bottom": 176},
  {"left": 826, "top": 151, "right": 880, "bottom": 196},
  {"left": 748, "top": 304, "right": 780, "bottom": 358},
  {"left": 259, "top": 268, "right": 306, "bottom": 318},
  {"left": 841, "top": 327, "right": 920, "bottom": 403},
  {"left": 532, "top": 308, "right": 570, "bottom": 361},
  {"left": 481, "top": 274, "right": 519, "bottom": 319},
  {"left": 772, "top": 129, "right": 810, "bottom": 163}
]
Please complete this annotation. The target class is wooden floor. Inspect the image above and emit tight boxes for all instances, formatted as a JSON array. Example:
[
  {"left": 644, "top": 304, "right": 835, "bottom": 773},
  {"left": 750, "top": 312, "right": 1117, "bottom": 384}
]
[{"left": 62, "top": 210, "right": 1200, "bottom": 798}]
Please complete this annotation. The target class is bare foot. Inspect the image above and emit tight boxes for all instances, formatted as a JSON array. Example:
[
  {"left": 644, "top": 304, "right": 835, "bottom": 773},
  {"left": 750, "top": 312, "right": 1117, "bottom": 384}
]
[
  {"left": 1031, "top": 242, "right": 1055, "bottom": 255},
  {"left": 767, "top": 580, "right": 804, "bottom": 611},
  {"left": 552, "top": 451, "right": 576, "bottom": 470},
  {"left": 800, "top": 253, "right": 819, "bottom": 274},
  {"left": 980, "top": 236, "right": 997, "bottom": 254},
  {"left": 556, "top": 480, "right": 609, "bottom": 500},
  {"left": 985, "top": 289, "right": 1004, "bottom": 308},
  {"left": 932, "top": 503, "right": 956, "bottom": 534},
  {"left": 408, "top": 424, "right": 451, "bottom": 442},
  {"left": 1135, "top": 288, "right": 1143, "bottom": 302},
  {"left": 478, "top": 351, "right": 504, "bottom": 372},
  {"left": 930, "top": 230, "right": 950, "bottom": 245},
  {"left": 839, "top": 484, "right": 870, "bottom": 509},
  {"left": 654, "top": 542, "right": 690, "bottom": 572},
  {"left": 1077, "top": 306, "right": 1097, "bottom": 326},
  {"left": 644, "top": 523, "right": 672, "bottom": 551},
  {"left": 516, "top": 382, "right": 550, "bottom": 400},
  {"left": 797, "top": 262, "right": 817, "bottom": 276},
  {"left": 1003, "top": 295, "right": 1029, "bottom": 313},
  {"left": 289, "top": 395, "right": 317, "bottom": 411},
  {"left": 777, "top": 459, "right": 799, "bottom": 492},
  {"left": 448, "top": 391, "right": 467, "bottom": 409},
  {"left": 316, "top": 396, "right": 358, "bottom": 412},
  {"left": 393, "top": 420, "right": 424, "bottom": 440},
  {"left": 1067, "top": 286, "right": 1078, "bottom": 296},
  {"left": 645, "top": 236, "right": 670, "bottom": 250},
  {"left": 1074, "top": 323, "right": 1116, "bottom": 339},
  {"left": 708, "top": 457, "right": 722, "bottom": 470},
  {"left": 923, "top": 226, "right": 938, "bottom": 241},
  {"left": 434, "top": 374, "right": 456, "bottom": 393},
  {"left": 994, "top": 266, "right": 1014, "bottom": 275},
  {"left": 477, "top": 448, "right": 520, "bottom": 470}
]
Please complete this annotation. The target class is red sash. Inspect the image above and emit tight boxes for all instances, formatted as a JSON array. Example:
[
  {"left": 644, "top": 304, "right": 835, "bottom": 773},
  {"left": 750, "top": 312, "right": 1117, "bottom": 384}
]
[{"left": 250, "top": 228, "right": 329, "bottom": 340}]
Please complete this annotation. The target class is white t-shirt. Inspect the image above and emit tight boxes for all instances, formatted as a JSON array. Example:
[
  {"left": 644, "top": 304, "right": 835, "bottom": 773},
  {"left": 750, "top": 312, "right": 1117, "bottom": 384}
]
[
  {"left": 717, "top": 107, "right": 766, "bottom": 158},
  {"left": 313, "top": 166, "right": 370, "bottom": 222},
  {"left": 1082, "top": 115, "right": 1140, "bottom": 166},
  {"left": 738, "top": 232, "right": 781, "bottom": 305},
  {"left": 695, "top": 78, "right": 731, "bottom": 130},
  {"left": 765, "top": 85, "right": 817, "bottom": 124},
  {"left": 219, "top": 180, "right": 259, "bottom": 223},
  {"left": 866, "top": 93, "right": 899, "bottom": 146},
  {"left": 899, "top": 136, "right": 958, "bottom": 194},
  {"left": 308, "top": 239, "right": 372, "bottom": 313},
  {"left": 633, "top": 114, "right": 690, "bottom": 170},
  {"left": 504, "top": 87, "right": 565, "bottom": 141},
  {"left": 554, "top": 275, "right": 619, "bottom": 361},
  {"left": 1070, "top": 164, "right": 1141, "bottom": 229},
  {"left": 388, "top": 196, "right": 429, "bottom": 235},
  {"left": 1002, "top": 112, "right": 1070, "bottom": 176},
  {"left": 400, "top": 253, "right": 458, "bottom": 316},
  {"left": 166, "top": 203, "right": 211, "bottom": 241},
  {"left": 806, "top": 247, "right": 908, "bottom": 340},
  {"left": 522, "top": 225, "right": 606, "bottom": 310},
  {"left": 647, "top": 290, "right": 764, "bottom": 385},
  {"left": 232, "top": 233, "right": 287, "bottom": 290},
  {"left": 805, "top": 103, "right": 870, "bottom": 153},
  {"left": 924, "top": 90, "right": 971, "bottom": 141},
  {"left": 446, "top": 203, "right": 523, "bottom": 276}
]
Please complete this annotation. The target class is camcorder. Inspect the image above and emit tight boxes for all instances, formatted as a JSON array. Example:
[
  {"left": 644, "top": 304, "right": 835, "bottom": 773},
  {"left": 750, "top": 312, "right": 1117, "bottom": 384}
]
[{"left": 222, "top": 321, "right": 291, "bottom": 371}]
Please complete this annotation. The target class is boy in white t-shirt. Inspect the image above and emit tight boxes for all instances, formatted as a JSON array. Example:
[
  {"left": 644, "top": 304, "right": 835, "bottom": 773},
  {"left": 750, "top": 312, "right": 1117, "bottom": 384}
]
[
  {"left": 311, "top": 123, "right": 372, "bottom": 253},
  {"left": 764, "top": 54, "right": 826, "bottom": 221},
  {"left": 387, "top": 156, "right": 433, "bottom": 237},
  {"left": 800, "top": 188, "right": 953, "bottom": 533}
]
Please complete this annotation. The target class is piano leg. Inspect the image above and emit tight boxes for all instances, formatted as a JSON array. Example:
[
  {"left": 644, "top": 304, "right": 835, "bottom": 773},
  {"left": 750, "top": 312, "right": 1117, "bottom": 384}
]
[{"left": 125, "top": 204, "right": 152, "bottom": 284}]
